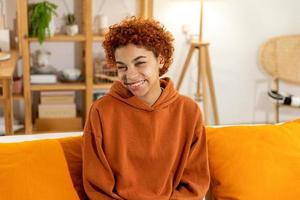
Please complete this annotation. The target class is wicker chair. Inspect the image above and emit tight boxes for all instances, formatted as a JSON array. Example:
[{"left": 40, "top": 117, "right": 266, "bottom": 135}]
[{"left": 259, "top": 35, "right": 300, "bottom": 122}]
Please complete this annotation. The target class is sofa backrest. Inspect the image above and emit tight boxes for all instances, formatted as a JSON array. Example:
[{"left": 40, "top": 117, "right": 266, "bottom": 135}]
[
  {"left": 1, "top": 119, "right": 300, "bottom": 200},
  {"left": 0, "top": 132, "right": 84, "bottom": 200},
  {"left": 206, "top": 119, "right": 300, "bottom": 200}
]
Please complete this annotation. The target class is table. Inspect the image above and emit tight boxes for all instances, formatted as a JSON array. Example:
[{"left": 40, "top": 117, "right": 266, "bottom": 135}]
[{"left": 0, "top": 51, "right": 18, "bottom": 135}]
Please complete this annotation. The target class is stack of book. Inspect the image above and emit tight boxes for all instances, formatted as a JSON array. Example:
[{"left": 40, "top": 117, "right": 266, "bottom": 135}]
[
  {"left": 36, "top": 91, "right": 82, "bottom": 132},
  {"left": 38, "top": 91, "right": 76, "bottom": 118}
]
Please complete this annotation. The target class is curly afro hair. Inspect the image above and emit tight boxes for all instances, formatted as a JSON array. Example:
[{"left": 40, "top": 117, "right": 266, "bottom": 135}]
[{"left": 102, "top": 17, "right": 174, "bottom": 76}]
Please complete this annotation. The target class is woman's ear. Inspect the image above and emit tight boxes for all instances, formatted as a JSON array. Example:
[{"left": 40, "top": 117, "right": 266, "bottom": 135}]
[{"left": 158, "top": 55, "right": 165, "bottom": 66}]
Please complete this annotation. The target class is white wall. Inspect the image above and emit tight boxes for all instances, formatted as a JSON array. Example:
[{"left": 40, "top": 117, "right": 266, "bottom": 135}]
[
  {"left": 154, "top": 0, "right": 300, "bottom": 124},
  {"left": 3, "top": 0, "right": 300, "bottom": 125}
]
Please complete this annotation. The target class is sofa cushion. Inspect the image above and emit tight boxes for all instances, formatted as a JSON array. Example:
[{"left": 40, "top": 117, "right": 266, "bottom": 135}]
[
  {"left": 0, "top": 139, "right": 80, "bottom": 200},
  {"left": 206, "top": 119, "right": 300, "bottom": 200},
  {"left": 58, "top": 136, "right": 88, "bottom": 200}
]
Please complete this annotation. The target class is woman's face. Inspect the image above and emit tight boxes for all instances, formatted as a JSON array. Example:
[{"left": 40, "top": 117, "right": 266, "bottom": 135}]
[{"left": 115, "top": 44, "right": 163, "bottom": 102}]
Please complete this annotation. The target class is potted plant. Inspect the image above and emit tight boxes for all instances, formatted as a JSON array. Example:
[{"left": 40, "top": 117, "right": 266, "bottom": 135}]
[
  {"left": 64, "top": 13, "right": 79, "bottom": 36},
  {"left": 28, "top": 1, "right": 58, "bottom": 43}
]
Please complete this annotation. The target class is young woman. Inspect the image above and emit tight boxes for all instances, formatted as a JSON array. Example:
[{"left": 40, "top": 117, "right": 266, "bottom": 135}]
[{"left": 82, "top": 17, "right": 210, "bottom": 200}]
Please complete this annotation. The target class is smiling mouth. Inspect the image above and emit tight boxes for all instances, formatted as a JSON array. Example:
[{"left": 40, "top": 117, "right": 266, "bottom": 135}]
[{"left": 124, "top": 80, "right": 146, "bottom": 88}]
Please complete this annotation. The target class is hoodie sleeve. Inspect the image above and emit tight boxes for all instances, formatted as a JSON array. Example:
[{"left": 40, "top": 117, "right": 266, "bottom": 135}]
[
  {"left": 82, "top": 104, "right": 122, "bottom": 200},
  {"left": 170, "top": 110, "right": 210, "bottom": 200}
]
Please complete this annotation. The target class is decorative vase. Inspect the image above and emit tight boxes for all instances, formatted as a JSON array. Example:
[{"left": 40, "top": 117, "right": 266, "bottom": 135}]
[
  {"left": 65, "top": 24, "right": 79, "bottom": 36},
  {"left": 96, "top": 14, "right": 108, "bottom": 35},
  {"left": 48, "top": 18, "right": 56, "bottom": 37}
]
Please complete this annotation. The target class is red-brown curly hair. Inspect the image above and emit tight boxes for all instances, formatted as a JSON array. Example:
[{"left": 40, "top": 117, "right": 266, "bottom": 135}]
[{"left": 102, "top": 17, "right": 174, "bottom": 76}]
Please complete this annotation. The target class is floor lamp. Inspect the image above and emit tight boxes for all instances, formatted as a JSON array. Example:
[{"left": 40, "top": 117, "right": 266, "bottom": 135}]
[
  {"left": 140, "top": 0, "right": 153, "bottom": 19},
  {"left": 176, "top": 0, "right": 219, "bottom": 125}
]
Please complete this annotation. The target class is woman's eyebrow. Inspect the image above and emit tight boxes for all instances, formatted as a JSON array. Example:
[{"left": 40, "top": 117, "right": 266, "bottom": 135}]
[
  {"left": 116, "top": 61, "right": 126, "bottom": 65},
  {"left": 132, "top": 56, "right": 146, "bottom": 62},
  {"left": 116, "top": 56, "right": 146, "bottom": 65}
]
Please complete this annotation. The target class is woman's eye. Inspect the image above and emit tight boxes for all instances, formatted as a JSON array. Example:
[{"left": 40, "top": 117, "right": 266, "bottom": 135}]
[
  {"left": 135, "top": 62, "right": 146, "bottom": 66},
  {"left": 117, "top": 66, "right": 127, "bottom": 71}
]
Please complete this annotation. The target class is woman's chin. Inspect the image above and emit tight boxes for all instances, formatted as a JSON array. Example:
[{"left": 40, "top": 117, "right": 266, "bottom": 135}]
[
  {"left": 129, "top": 88, "right": 148, "bottom": 98},
  {"left": 126, "top": 80, "right": 147, "bottom": 96}
]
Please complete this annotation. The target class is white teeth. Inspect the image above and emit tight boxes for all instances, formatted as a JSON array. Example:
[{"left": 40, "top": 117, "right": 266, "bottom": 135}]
[
  {"left": 132, "top": 81, "right": 143, "bottom": 87},
  {"left": 128, "top": 80, "right": 145, "bottom": 88}
]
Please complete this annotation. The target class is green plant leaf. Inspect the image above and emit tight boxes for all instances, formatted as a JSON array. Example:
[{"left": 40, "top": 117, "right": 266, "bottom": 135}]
[{"left": 28, "top": 1, "right": 58, "bottom": 44}]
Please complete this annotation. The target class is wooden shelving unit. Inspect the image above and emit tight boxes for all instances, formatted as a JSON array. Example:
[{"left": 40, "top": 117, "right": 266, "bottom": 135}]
[
  {"left": 30, "top": 83, "right": 86, "bottom": 91},
  {"left": 28, "top": 34, "right": 86, "bottom": 42},
  {"left": 0, "top": 51, "right": 19, "bottom": 134},
  {"left": 17, "top": 0, "right": 153, "bottom": 134},
  {"left": 93, "top": 35, "right": 105, "bottom": 42}
]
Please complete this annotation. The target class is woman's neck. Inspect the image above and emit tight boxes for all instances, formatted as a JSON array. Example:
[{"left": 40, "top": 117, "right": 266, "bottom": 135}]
[{"left": 139, "top": 81, "right": 162, "bottom": 106}]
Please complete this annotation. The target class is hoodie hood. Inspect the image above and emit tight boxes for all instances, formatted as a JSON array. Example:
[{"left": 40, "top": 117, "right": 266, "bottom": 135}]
[{"left": 107, "top": 77, "right": 179, "bottom": 111}]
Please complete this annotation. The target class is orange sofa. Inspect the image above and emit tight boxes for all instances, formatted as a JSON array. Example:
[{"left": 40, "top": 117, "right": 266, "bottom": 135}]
[{"left": 0, "top": 119, "right": 299, "bottom": 200}]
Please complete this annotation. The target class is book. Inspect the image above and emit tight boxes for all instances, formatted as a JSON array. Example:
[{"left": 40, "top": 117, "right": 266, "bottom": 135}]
[
  {"left": 40, "top": 91, "right": 76, "bottom": 96},
  {"left": 40, "top": 95, "right": 74, "bottom": 104},
  {"left": 40, "top": 91, "right": 75, "bottom": 104},
  {"left": 38, "top": 104, "right": 76, "bottom": 118},
  {"left": 31, "top": 74, "right": 57, "bottom": 84}
]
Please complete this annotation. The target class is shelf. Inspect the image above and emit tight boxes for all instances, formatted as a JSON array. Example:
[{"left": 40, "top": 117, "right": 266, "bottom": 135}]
[
  {"left": 31, "top": 83, "right": 86, "bottom": 91},
  {"left": 93, "top": 83, "right": 112, "bottom": 90},
  {"left": 18, "top": 0, "right": 150, "bottom": 134},
  {"left": 93, "top": 35, "right": 105, "bottom": 42},
  {"left": 28, "top": 34, "right": 105, "bottom": 42},
  {"left": 28, "top": 34, "right": 85, "bottom": 42}
]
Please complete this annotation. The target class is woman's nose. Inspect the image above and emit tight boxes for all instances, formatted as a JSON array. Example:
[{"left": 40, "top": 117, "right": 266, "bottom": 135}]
[{"left": 126, "top": 66, "right": 139, "bottom": 79}]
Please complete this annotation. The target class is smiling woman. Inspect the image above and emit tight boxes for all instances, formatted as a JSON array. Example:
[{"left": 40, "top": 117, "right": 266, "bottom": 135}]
[
  {"left": 82, "top": 17, "right": 210, "bottom": 200},
  {"left": 103, "top": 16, "right": 174, "bottom": 76},
  {"left": 114, "top": 44, "right": 163, "bottom": 105},
  {"left": 102, "top": 17, "right": 174, "bottom": 106}
]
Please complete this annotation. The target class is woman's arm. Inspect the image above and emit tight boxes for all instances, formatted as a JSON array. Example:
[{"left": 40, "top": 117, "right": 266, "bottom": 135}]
[
  {"left": 170, "top": 111, "right": 210, "bottom": 200},
  {"left": 82, "top": 105, "right": 122, "bottom": 200}
]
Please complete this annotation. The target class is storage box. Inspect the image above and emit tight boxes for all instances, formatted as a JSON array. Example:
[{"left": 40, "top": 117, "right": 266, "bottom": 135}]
[
  {"left": 38, "top": 104, "right": 76, "bottom": 118},
  {"left": 35, "top": 117, "right": 82, "bottom": 132},
  {"left": 31, "top": 74, "right": 57, "bottom": 84}
]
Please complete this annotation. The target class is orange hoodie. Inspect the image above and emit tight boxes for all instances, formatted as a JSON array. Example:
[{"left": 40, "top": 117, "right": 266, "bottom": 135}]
[{"left": 82, "top": 78, "right": 210, "bottom": 200}]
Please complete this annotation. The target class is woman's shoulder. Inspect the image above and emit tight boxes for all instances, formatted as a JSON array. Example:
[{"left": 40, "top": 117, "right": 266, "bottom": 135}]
[
  {"left": 90, "top": 94, "right": 116, "bottom": 111},
  {"left": 177, "top": 94, "right": 199, "bottom": 107},
  {"left": 175, "top": 94, "right": 202, "bottom": 118}
]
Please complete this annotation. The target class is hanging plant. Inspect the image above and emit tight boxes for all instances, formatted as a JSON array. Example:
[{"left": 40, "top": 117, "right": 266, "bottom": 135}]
[{"left": 28, "top": 1, "right": 58, "bottom": 43}]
